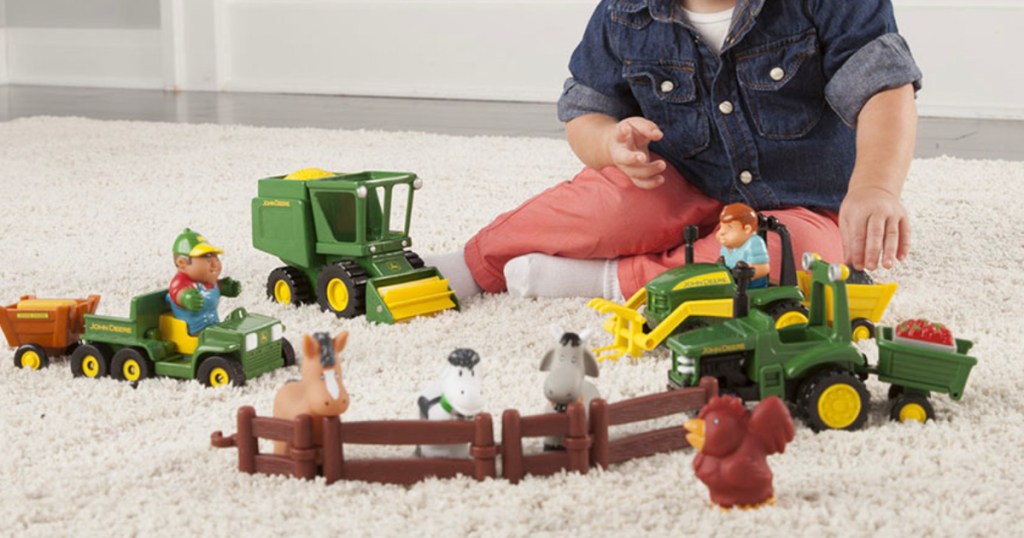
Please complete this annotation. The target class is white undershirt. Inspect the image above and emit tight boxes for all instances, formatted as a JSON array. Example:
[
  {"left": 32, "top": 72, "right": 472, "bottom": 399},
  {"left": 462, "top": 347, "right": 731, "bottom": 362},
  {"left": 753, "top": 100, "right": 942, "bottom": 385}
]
[{"left": 682, "top": 7, "right": 735, "bottom": 55}]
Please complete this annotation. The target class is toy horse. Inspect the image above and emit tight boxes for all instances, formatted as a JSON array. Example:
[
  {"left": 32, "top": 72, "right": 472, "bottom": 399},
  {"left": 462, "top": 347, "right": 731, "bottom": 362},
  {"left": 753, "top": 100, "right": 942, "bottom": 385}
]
[
  {"left": 416, "top": 348, "right": 485, "bottom": 458},
  {"left": 273, "top": 331, "right": 350, "bottom": 455},
  {"left": 541, "top": 328, "right": 600, "bottom": 451}
]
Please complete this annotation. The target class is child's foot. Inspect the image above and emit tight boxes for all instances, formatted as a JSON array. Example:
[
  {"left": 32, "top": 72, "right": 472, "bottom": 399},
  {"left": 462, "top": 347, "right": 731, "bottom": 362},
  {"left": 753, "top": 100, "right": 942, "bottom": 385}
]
[
  {"left": 503, "top": 253, "right": 622, "bottom": 300},
  {"left": 421, "top": 249, "right": 483, "bottom": 301}
]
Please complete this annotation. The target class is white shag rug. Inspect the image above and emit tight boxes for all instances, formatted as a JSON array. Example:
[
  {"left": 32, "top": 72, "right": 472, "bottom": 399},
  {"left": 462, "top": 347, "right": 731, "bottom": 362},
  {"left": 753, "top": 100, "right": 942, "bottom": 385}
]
[{"left": 1, "top": 116, "right": 1023, "bottom": 537}]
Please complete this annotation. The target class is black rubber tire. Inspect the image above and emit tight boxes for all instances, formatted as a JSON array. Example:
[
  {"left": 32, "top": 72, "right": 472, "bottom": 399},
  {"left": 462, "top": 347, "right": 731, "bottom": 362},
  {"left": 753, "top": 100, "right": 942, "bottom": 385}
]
[
  {"left": 765, "top": 299, "right": 809, "bottom": 329},
  {"left": 315, "top": 262, "right": 367, "bottom": 318},
  {"left": 70, "top": 343, "right": 111, "bottom": 378},
  {"left": 889, "top": 394, "right": 935, "bottom": 423},
  {"left": 851, "top": 318, "right": 876, "bottom": 342},
  {"left": 266, "top": 266, "right": 313, "bottom": 306},
  {"left": 797, "top": 368, "right": 870, "bottom": 432},
  {"left": 197, "top": 356, "right": 246, "bottom": 388},
  {"left": 280, "top": 337, "right": 296, "bottom": 367},
  {"left": 111, "top": 347, "right": 155, "bottom": 382},
  {"left": 887, "top": 385, "right": 905, "bottom": 400},
  {"left": 14, "top": 343, "right": 49, "bottom": 370},
  {"left": 404, "top": 250, "right": 426, "bottom": 269}
]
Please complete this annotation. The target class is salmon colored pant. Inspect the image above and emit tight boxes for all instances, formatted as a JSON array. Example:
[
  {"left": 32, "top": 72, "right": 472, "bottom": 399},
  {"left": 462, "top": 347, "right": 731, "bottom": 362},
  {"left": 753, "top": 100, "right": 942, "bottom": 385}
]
[{"left": 464, "top": 158, "right": 844, "bottom": 298}]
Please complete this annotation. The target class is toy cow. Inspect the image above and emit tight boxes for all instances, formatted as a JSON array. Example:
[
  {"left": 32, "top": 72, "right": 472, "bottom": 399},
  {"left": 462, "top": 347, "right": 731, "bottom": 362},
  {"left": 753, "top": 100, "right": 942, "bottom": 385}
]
[
  {"left": 541, "top": 328, "right": 600, "bottom": 451},
  {"left": 273, "top": 331, "right": 350, "bottom": 454},
  {"left": 416, "top": 348, "right": 485, "bottom": 458}
]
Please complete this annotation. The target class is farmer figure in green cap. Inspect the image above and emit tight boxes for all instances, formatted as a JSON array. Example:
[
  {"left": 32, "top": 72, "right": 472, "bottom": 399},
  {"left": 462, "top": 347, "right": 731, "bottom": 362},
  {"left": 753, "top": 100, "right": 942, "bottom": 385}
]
[{"left": 167, "top": 228, "right": 242, "bottom": 335}]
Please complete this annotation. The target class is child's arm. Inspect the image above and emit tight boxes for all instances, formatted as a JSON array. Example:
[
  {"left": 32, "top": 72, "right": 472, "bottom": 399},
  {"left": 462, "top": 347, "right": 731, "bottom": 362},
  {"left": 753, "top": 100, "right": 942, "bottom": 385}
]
[
  {"left": 839, "top": 84, "right": 917, "bottom": 271},
  {"left": 566, "top": 113, "right": 667, "bottom": 189}
]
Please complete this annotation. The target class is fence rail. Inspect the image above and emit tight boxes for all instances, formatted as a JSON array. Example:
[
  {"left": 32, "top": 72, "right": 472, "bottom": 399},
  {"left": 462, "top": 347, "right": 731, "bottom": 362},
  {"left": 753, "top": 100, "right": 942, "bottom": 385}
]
[{"left": 211, "top": 377, "right": 718, "bottom": 486}]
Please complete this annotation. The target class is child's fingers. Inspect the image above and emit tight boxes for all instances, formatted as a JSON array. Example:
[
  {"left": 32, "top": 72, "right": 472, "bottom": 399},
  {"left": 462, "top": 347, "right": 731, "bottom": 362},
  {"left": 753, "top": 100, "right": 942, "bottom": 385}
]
[
  {"left": 896, "top": 217, "right": 911, "bottom": 260},
  {"left": 863, "top": 214, "right": 886, "bottom": 271},
  {"left": 630, "top": 175, "right": 666, "bottom": 189},
  {"left": 843, "top": 221, "right": 867, "bottom": 271},
  {"left": 881, "top": 217, "right": 900, "bottom": 269}
]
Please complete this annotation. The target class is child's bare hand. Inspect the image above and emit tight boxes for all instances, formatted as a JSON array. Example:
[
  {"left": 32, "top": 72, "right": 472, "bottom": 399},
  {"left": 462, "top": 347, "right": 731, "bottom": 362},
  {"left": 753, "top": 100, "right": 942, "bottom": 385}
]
[
  {"left": 839, "top": 186, "right": 910, "bottom": 271},
  {"left": 608, "top": 117, "right": 667, "bottom": 189}
]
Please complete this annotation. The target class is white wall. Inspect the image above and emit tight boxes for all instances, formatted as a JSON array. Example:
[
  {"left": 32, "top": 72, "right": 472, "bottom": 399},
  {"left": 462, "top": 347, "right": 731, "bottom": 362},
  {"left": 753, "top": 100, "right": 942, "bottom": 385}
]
[{"left": 3, "top": 0, "right": 1023, "bottom": 119}]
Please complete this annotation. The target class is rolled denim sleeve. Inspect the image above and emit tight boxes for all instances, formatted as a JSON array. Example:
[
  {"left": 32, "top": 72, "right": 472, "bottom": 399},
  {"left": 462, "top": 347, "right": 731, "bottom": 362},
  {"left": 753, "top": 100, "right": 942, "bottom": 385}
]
[
  {"left": 808, "top": 0, "right": 923, "bottom": 127},
  {"left": 557, "top": 0, "right": 639, "bottom": 122}
]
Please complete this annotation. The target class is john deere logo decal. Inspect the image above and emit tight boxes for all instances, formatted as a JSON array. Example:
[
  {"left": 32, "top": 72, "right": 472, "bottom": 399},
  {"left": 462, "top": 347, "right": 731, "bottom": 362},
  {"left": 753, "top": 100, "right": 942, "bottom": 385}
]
[
  {"left": 262, "top": 200, "right": 291, "bottom": 208},
  {"left": 387, "top": 261, "right": 401, "bottom": 271}
]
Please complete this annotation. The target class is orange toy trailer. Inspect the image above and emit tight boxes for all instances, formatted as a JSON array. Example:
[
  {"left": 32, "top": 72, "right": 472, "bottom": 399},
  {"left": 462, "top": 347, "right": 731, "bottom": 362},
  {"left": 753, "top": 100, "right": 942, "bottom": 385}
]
[{"left": 0, "top": 295, "right": 101, "bottom": 370}]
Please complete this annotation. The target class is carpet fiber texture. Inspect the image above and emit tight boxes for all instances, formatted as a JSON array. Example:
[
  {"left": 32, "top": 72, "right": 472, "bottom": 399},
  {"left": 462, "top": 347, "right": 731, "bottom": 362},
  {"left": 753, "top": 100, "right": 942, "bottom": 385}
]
[{"left": 1, "top": 117, "right": 1022, "bottom": 537}]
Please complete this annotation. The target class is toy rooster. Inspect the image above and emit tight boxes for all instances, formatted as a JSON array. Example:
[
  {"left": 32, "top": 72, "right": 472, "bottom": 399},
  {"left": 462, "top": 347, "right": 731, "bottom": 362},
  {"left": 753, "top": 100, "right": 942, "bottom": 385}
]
[{"left": 683, "top": 395, "right": 795, "bottom": 509}]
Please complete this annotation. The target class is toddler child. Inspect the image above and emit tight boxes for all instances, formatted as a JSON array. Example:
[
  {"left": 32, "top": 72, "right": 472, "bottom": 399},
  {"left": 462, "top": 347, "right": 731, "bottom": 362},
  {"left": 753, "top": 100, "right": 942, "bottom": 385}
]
[{"left": 430, "top": 0, "right": 921, "bottom": 301}]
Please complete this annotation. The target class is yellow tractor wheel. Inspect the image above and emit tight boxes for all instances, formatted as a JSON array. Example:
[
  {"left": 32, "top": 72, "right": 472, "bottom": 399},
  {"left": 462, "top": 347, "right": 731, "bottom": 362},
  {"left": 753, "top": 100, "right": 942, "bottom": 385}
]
[
  {"left": 890, "top": 393, "right": 935, "bottom": 423},
  {"left": 197, "top": 356, "right": 245, "bottom": 388},
  {"left": 266, "top": 266, "right": 312, "bottom": 306},
  {"left": 111, "top": 348, "right": 154, "bottom": 383},
  {"left": 71, "top": 344, "right": 110, "bottom": 379},
  {"left": 799, "top": 369, "right": 870, "bottom": 432},
  {"left": 14, "top": 344, "right": 49, "bottom": 370},
  {"left": 315, "top": 262, "right": 366, "bottom": 318}
]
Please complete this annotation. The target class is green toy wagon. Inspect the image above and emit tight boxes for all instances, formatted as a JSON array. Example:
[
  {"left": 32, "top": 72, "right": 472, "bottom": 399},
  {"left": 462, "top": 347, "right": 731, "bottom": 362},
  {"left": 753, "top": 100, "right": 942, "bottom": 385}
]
[{"left": 873, "top": 326, "right": 977, "bottom": 423}]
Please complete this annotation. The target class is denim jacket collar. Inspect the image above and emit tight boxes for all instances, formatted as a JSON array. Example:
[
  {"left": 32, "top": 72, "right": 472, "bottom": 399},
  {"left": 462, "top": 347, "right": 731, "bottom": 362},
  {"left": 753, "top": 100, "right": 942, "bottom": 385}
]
[{"left": 618, "top": 0, "right": 765, "bottom": 52}]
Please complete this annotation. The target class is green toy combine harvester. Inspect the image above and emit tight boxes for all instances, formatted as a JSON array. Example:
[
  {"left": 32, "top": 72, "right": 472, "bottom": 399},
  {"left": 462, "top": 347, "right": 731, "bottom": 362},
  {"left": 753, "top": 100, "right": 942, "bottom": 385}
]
[{"left": 252, "top": 168, "right": 459, "bottom": 323}]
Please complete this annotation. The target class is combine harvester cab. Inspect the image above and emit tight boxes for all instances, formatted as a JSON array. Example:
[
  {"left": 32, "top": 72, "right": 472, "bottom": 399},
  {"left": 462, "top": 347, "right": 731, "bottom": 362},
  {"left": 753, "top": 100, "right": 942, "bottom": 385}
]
[{"left": 252, "top": 169, "right": 459, "bottom": 324}]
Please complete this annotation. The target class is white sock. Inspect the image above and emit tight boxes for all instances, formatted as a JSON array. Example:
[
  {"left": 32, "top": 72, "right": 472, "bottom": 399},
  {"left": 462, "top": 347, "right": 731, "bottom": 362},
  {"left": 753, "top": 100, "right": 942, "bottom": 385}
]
[
  {"left": 421, "top": 249, "right": 483, "bottom": 300},
  {"left": 504, "top": 253, "right": 623, "bottom": 301}
]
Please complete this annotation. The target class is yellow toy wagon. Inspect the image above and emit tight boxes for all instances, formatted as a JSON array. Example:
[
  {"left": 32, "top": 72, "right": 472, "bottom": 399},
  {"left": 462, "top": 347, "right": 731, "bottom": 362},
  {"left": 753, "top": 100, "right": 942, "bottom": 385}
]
[
  {"left": 797, "top": 271, "right": 896, "bottom": 341},
  {"left": 0, "top": 295, "right": 101, "bottom": 370}
]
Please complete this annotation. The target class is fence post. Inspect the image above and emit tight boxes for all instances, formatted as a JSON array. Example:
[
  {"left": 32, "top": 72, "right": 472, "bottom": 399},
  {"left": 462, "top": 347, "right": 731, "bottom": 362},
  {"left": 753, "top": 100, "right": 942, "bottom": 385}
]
[
  {"left": 236, "top": 406, "right": 257, "bottom": 474},
  {"left": 470, "top": 413, "right": 497, "bottom": 481},
  {"left": 291, "top": 415, "right": 317, "bottom": 480},
  {"left": 322, "top": 416, "right": 343, "bottom": 485},
  {"left": 564, "top": 402, "right": 589, "bottom": 475},
  {"left": 589, "top": 398, "right": 609, "bottom": 470},
  {"left": 699, "top": 376, "right": 719, "bottom": 404},
  {"left": 501, "top": 409, "right": 523, "bottom": 484}
]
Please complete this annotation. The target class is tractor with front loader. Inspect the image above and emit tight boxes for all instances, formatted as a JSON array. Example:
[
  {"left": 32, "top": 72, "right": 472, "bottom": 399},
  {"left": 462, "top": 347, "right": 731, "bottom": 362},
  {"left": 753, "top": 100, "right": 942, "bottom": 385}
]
[{"left": 252, "top": 168, "right": 459, "bottom": 324}]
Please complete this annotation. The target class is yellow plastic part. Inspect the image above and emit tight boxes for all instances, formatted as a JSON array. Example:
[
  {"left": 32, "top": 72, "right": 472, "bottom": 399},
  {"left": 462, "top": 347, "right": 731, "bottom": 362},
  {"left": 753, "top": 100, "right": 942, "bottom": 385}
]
[
  {"left": 797, "top": 271, "right": 897, "bottom": 326},
  {"left": 284, "top": 168, "right": 337, "bottom": 181},
  {"left": 326, "top": 278, "right": 350, "bottom": 312},
  {"left": 589, "top": 293, "right": 733, "bottom": 362},
  {"left": 273, "top": 280, "right": 292, "bottom": 305},
  {"left": 81, "top": 354, "right": 101, "bottom": 378},
  {"left": 899, "top": 403, "right": 928, "bottom": 423},
  {"left": 375, "top": 276, "right": 457, "bottom": 322},
  {"left": 17, "top": 299, "right": 77, "bottom": 309},
  {"left": 774, "top": 311, "right": 809, "bottom": 330},
  {"left": 207, "top": 367, "right": 231, "bottom": 387},
  {"left": 20, "top": 350, "right": 42, "bottom": 370},
  {"left": 852, "top": 325, "right": 872, "bottom": 342},
  {"left": 817, "top": 383, "right": 862, "bottom": 429},
  {"left": 122, "top": 359, "right": 142, "bottom": 381},
  {"left": 159, "top": 314, "right": 198, "bottom": 355}
]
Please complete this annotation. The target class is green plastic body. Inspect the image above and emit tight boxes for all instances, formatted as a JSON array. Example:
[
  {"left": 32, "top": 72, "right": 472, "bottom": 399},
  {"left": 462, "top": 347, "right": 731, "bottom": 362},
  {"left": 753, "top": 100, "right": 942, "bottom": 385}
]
[
  {"left": 251, "top": 170, "right": 459, "bottom": 323},
  {"left": 875, "top": 326, "right": 977, "bottom": 400},
  {"left": 81, "top": 289, "right": 284, "bottom": 381},
  {"left": 644, "top": 262, "right": 804, "bottom": 335},
  {"left": 667, "top": 259, "right": 863, "bottom": 401}
]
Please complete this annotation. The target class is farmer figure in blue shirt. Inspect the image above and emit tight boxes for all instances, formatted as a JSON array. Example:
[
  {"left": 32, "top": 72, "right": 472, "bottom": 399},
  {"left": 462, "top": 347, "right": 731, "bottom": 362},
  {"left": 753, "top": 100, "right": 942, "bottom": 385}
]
[
  {"left": 167, "top": 228, "right": 242, "bottom": 335},
  {"left": 717, "top": 203, "right": 769, "bottom": 289}
]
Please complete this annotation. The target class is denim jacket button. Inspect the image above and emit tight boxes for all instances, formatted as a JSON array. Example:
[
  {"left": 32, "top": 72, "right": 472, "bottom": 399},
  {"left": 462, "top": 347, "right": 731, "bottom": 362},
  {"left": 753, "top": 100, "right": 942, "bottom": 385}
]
[
  {"left": 739, "top": 170, "right": 754, "bottom": 184},
  {"left": 718, "top": 101, "right": 734, "bottom": 115},
  {"left": 770, "top": 67, "right": 785, "bottom": 81},
  {"left": 660, "top": 80, "right": 675, "bottom": 93}
]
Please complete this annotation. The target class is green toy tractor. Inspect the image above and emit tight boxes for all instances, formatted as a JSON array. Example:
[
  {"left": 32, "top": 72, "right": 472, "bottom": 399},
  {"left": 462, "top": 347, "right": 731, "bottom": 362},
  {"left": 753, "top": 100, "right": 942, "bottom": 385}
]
[
  {"left": 590, "top": 217, "right": 808, "bottom": 361},
  {"left": 252, "top": 168, "right": 459, "bottom": 324},
  {"left": 667, "top": 254, "right": 871, "bottom": 431}
]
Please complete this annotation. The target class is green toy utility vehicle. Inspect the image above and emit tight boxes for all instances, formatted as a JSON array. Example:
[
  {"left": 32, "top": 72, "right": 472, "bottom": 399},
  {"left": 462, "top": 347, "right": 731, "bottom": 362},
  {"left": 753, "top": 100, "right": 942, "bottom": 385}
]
[
  {"left": 70, "top": 289, "right": 292, "bottom": 387},
  {"left": 252, "top": 168, "right": 459, "bottom": 324},
  {"left": 667, "top": 254, "right": 977, "bottom": 431}
]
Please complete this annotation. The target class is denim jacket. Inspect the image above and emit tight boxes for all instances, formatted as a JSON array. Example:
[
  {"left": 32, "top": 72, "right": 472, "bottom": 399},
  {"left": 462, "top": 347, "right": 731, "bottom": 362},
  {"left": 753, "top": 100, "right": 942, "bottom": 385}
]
[{"left": 558, "top": 0, "right": 922, "bottom": 211}]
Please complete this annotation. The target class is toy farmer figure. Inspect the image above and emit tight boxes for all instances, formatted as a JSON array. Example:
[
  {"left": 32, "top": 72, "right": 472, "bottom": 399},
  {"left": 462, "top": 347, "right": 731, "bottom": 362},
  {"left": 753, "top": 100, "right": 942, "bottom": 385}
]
[
  {"left": 717, "top": 203, "right": 770, "bottom": 289},
  {"left": 167, "top": 228, "right": 242, "bottom": 335}
]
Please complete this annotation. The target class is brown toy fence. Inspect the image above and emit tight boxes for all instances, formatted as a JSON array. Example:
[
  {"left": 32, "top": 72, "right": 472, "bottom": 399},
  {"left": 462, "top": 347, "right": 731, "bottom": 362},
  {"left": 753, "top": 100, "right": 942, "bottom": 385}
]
[
  {"left": 211, "top": 408, "right": 498, "bottom": 485},
  {"left": 211, "top": 377, "right": 718, "bottom": 486}
]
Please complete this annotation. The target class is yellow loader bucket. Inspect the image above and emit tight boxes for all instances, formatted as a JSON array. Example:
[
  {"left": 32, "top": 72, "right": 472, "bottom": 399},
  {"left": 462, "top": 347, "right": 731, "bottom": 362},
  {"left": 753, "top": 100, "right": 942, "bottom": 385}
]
[{"left": 365, "top": 269, "right": 459, "bottom": 323}]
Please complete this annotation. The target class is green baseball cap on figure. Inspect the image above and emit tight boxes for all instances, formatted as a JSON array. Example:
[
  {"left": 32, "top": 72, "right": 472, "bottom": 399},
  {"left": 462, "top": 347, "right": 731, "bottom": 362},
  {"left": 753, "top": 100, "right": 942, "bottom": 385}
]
[{"left": 173, "top": 228, "right": 224, "bottom": 257}]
